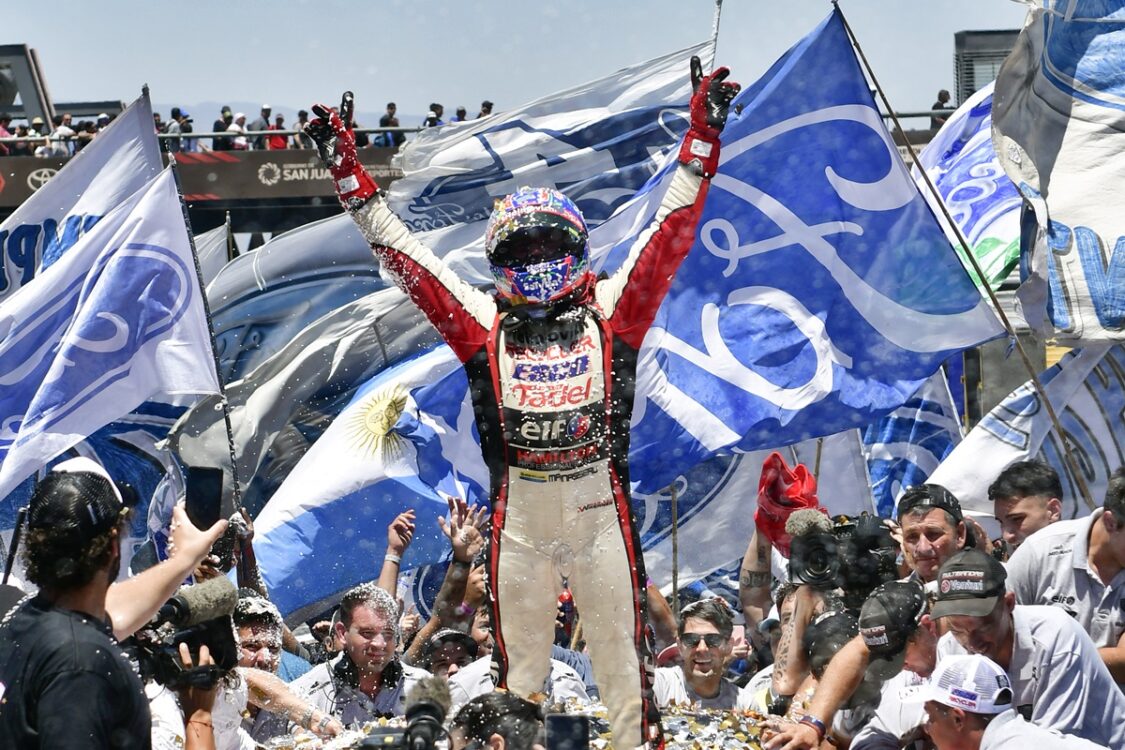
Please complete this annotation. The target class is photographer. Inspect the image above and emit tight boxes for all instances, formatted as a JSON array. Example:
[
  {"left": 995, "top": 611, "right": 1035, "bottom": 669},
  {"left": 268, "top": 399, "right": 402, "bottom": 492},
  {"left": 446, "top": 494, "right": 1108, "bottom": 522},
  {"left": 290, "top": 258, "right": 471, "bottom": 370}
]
[
  {"left": 0, "top": 460, "right": 151, "bottom": 748},
  {"left": 149, "top": 643, "right": 221, "bottom": 750},
  {"left": 450, "top": 692, "right": 546, "bottom": 750}
]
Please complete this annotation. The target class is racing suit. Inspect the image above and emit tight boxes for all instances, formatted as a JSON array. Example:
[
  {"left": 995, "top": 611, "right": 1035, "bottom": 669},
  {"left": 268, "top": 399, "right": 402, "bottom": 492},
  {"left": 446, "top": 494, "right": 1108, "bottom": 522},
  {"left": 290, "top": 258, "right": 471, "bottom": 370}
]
[{"left": 345, "top": 162, "right": 710, "bottom": 746}]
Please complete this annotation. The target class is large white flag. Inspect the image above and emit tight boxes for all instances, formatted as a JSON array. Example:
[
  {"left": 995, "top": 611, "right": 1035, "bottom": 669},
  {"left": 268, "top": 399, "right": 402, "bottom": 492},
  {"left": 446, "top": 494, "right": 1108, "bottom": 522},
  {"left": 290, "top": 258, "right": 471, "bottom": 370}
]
[
  {"left": 992, "top": 2, "right": 1125, "bottom": 341},
  {"left": 0, "top": 91, "right": 162, "bottom": 301},
  {"left": 385, "top": 40, "right": 712, "bottom": 283},
  {"left": 929, "top": 345, "right": 1123, "bottom": 525},
  {"left": 0, "top": 169, "right": 220, "bottom": 499}
]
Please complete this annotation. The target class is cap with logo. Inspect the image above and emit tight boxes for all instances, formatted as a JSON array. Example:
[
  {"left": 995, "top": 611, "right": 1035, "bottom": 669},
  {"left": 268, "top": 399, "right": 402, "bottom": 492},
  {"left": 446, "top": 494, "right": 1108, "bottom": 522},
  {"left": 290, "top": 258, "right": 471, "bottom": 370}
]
[
  {"left": 932, "top": 549, "right": 1007, "bottom": 619},
  {"left": 925, "top": 654, "right": 1013, "bottom": 714},
  {"left": 859, "top": 580, "right": 927, "bottom": 661},
  {"left": 896, "top": 484, "right": 964, "bottom": 523}
]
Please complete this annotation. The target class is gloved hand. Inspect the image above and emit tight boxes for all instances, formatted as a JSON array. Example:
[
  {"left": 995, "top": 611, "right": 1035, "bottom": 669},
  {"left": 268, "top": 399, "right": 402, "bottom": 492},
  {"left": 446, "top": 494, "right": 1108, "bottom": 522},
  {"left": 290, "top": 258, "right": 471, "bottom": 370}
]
[
  {"left": 678, "top": 56, "right": 741, "bottom": 178},
  {"left": 306, "top": 91, "right": 379, "bottom": 211}
]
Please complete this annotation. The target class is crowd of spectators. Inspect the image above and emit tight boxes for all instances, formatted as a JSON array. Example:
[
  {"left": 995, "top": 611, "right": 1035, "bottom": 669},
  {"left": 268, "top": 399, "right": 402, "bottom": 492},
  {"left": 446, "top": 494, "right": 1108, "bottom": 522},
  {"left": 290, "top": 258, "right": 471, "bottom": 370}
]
[
  {"left": 2, "top": 450, "right": 1122, "bottom": 750},
  {"left": 0, "top": 98, "right": 498, "bottom": 159}
]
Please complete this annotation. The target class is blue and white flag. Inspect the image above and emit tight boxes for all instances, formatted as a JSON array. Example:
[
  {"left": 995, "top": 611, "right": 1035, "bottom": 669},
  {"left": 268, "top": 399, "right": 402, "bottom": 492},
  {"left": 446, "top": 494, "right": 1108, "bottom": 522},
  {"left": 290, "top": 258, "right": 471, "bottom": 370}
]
[
  {"left": 916, "top": 82, "right": 1021, "bottom": 288},
  {"left": 862, "top": 371, "right": 963, "bottom": 518},
  {"left": 620, "top": 9, "right": 1002, "bottom": 493},
  {"left": 929, "top": 344, "right": 1123, "bottom": 525},
  {"left": 0, "top": 91, "right": 162, "bottom": 301},
  {"left": 0, "top": 168, "right": 221, "bottom": 500},
  {"left": 253, "top": 347, "right": 485, "bottom": 622},
  {"left": 386, "top": 40, "right": 712, "bottom": 283},
  {"left": 993, "top": 2, "right": 1125, "bottom": 341}
]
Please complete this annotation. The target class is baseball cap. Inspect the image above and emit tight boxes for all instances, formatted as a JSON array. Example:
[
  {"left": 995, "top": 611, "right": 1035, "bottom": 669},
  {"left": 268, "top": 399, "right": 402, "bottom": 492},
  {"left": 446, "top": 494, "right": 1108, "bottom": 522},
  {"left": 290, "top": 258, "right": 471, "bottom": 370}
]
[
  {"left": 925, "top": 654, "right": 1013, "bottom": 714},
  {"left": 897, "top": 484, "right": 963, "bottom": 523},
  {"left": 261, "top": 103, "right": 271, "bottom": 110},
  {"left": 932, "top": 550, "right": 1007, "bottom": 619},
  {"left": 27, "top": 457, "right": 130, "bottom": 545},
  {"left": 423, "top": 628, "right": 479, "bottom": 662},
  {"left": 859, "top": 580, "right": 927, "bottom": 661}
]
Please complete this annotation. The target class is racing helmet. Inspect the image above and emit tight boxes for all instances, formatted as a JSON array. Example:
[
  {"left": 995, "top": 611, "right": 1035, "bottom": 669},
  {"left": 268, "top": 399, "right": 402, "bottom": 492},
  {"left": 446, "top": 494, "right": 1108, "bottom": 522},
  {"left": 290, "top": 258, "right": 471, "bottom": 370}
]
[{"left": 485, "top": 187, "right": 592, "bottom": 306}]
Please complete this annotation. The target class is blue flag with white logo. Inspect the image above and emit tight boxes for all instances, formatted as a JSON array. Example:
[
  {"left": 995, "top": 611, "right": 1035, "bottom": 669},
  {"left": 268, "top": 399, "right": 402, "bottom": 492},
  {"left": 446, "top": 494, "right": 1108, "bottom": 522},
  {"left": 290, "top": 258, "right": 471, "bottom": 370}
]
[{"left": 621, "top": 10, "right": 1001, "bottom": 493}]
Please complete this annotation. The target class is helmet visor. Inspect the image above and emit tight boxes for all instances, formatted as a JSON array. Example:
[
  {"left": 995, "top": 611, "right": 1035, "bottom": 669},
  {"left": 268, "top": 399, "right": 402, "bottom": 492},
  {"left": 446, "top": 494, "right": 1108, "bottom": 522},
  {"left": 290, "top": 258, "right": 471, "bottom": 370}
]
[{"left": 488, "top": 215, "right": 587, "bottom": 268}]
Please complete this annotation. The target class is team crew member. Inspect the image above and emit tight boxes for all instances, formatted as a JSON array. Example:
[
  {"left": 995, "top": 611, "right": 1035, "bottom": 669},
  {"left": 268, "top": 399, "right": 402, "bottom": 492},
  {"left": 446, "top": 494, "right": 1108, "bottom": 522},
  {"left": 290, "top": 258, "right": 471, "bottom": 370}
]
[
  {"left": 921, "top": 654, "right": 1103, "bottom": 750},
  {"left": 0, "top": 459, "right": 151, "bottom": 749},
  {"left": 933, "top": 550, "right": 1125, "bottom": 748},
  {"left": 305, "top": 57, "right": 740, "bottom": 748},
  {"left": 1005, "top": 467, "right": 1125, "bottom": 682},
  {"left": 765, "top": 581, "right": 940, "bottom": 750},
  {"left": 988, "top": 460, "right": 1064, "bottom": 551}
]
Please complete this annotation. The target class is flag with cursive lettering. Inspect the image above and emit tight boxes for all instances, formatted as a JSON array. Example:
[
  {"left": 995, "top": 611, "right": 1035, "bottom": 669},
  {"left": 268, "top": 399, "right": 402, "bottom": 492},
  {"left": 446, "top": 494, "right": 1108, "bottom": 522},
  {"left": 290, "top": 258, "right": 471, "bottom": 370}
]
[
  {"left": 618, "top": 9, "right": 1002, "bottom": 493},
  {"left": 992, "top": 1, "right": 1125, "bottom": 342},
  {"left": 0, "top": 169, "right": 220, "bottom": 499}
]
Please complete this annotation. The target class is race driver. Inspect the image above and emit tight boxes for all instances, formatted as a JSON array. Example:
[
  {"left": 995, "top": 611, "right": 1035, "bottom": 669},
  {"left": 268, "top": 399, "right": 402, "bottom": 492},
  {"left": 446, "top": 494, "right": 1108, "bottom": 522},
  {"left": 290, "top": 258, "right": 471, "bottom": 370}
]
[{"left": 306, "top": 57, "right": 739, "bottom": 748}]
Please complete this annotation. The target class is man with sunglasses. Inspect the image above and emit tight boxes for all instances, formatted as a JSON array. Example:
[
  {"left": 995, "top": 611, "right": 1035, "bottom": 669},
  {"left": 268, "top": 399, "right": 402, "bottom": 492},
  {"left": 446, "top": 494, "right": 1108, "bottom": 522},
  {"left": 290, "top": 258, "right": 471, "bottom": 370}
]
[
  {"left": 653, "top": 599, "right": 752, "bottom": 710},
  {"left": 306, "top": 57, "right": 740, "bottom": 750},
  {"left": 933, "top": 549, "right": 1125, "bottom": 748}
]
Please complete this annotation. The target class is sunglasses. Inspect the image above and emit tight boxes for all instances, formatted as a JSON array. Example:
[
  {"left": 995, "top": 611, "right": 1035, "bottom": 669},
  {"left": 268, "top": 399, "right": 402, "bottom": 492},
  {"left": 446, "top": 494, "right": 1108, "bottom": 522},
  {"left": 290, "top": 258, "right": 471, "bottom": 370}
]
[{"left": 679, "top": 632, "right": 726, "bottom": 649}]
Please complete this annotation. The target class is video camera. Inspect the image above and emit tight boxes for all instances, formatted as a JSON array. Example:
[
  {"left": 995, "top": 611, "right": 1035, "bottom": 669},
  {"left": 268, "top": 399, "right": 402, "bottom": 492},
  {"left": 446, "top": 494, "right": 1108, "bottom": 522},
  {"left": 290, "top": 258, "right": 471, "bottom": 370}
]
[
  {"left": 361, "top": 676, "right": 449, "bottom": 750},
  {"left": 128, "top": 576, "right": 239, "bottom": 690},
  {"left": 789, "top": 512, "right": 899, "bottom": 610}
]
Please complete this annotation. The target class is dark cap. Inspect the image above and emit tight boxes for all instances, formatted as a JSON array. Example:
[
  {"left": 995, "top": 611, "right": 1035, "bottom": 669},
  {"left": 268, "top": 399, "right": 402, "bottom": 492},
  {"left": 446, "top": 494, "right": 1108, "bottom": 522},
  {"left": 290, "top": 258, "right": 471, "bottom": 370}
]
[
  {"left": 28, "top": 457, "right": 130, "bottom": 545},
  {"left": 932, "top": 550, "right": 1007, "bottom": 619},
  {"left": 859, "top": 580, "right": 927, "bottom": 660},
  {"left": 423, "top": 628, "right": 479, "bottom": 663},
  {"left": 897, "top": 484, "right": 963, "bottom": 523}
]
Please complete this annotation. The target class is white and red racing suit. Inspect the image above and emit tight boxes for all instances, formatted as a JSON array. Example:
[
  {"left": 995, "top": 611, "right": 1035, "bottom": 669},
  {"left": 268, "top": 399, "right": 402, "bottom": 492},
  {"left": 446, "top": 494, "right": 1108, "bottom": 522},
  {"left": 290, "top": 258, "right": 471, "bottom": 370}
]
[{"left": 347, "top": 163, "right": 710, "bottom": 746}]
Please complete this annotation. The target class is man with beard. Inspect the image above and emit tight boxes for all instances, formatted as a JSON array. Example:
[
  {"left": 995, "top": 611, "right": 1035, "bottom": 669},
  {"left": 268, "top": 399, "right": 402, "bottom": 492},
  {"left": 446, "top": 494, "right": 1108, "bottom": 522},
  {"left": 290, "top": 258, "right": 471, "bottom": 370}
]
[{"left": 0, "top": 459, "right": 150, "bottom": 748}]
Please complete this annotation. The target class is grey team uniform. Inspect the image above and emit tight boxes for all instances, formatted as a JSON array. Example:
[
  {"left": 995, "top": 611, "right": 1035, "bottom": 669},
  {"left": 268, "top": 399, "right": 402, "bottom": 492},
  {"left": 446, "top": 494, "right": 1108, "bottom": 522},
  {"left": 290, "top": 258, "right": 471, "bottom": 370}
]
[
  {"left": 937, "top": 605, "right": 1125, "bottom": 747},
  {"left": 1006, "top": 508, "right": 1125, "bottom": 681}
]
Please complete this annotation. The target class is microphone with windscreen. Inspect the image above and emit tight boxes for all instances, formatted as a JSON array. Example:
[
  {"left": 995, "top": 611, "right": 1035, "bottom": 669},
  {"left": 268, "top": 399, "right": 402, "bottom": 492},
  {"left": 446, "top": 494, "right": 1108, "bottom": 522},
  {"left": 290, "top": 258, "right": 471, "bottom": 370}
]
[
  {"left": 404, "top": 676, "right": 451, "bottom": 750},
  {"left": 156, "top": 575, "right": 238, "bottom": 628}
]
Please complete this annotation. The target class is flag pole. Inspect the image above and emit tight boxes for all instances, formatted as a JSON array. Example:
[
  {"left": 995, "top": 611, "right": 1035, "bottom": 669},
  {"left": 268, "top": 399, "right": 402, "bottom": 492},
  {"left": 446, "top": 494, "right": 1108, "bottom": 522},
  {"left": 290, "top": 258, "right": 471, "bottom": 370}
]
[
  {"left": 670, "top": 483, "right": 680, "bottom": 624},
  {"left": 224, "top": 211, "right": 235, "bottom": 262},
  {"left": 834, "top": 2, "right": 1096, "bottom": 512},
  {"left": 167, "top": 154, "right": 243, "bottom": 511},
  {"left": 710, "top": 0, "right": 724, "bottom": 66}
]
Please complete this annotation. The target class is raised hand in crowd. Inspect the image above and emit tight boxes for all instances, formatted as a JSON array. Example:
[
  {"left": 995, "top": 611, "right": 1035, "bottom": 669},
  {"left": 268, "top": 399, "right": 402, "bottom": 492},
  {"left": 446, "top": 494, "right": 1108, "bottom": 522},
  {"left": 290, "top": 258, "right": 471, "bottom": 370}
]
[
  {"left": 107, "top": 502, "right": 229, "bottom": 640},
  {"left": 377, "top": 509, "right": 416, "bottom": 595},
  {"left": 438, "top": 496, "right": 489, "bottom": 564}
]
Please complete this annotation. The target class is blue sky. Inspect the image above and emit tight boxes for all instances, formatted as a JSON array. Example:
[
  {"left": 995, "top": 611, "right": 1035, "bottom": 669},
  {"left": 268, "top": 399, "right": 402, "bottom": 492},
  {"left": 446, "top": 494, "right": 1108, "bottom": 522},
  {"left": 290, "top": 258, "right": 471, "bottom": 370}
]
[{"left": 8, "top": 1, "right": 1027, "bottom": 125}]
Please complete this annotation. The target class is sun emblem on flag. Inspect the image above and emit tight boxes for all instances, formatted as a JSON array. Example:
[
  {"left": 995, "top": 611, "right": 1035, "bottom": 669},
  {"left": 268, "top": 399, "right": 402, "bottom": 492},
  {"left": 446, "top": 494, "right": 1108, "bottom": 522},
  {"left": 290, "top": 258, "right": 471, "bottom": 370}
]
[{"left": 349, "top": 385, "right": 408, "bottom": 461}]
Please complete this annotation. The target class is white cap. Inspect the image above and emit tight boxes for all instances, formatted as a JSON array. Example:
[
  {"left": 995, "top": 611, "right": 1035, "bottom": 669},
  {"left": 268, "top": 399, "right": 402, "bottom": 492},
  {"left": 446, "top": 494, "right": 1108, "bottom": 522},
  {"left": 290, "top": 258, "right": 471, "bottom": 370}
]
[
  {"left": 925, "top": 654, "right": 1014, "bottom": 714},
  {"left": 52, "top": 456, "right": 123, "bottom": 503}
]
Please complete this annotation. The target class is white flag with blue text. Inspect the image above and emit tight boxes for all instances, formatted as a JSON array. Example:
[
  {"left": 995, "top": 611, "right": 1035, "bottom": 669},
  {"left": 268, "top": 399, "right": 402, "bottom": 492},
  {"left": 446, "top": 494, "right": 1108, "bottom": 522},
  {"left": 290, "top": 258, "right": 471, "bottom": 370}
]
[
  {"left": 993, "top": 2, "right": 1125, "bottom": 341},
  {"left": 617, "top": 9, "right": 1002, "bottom": 493},
  {"left": 0, "top": 91, "right": 162, "bottom": 301},
  {"left": 0, "top": 168, "right": 220, "bottom": 500},
  {"left": 386, "top": 40, "right": 712, "bottom": 283},
  {"left": 929, "top": 344, "right": 1123, "bottom": 526},
  {"left": 916, "top": 82, "right": 1021, "bottom": 288}
]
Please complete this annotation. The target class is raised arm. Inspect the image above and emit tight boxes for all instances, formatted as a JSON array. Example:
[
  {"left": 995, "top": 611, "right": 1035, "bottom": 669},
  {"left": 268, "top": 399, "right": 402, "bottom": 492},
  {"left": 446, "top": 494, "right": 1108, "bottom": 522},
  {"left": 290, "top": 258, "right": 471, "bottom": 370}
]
[
  {"left": 597, "top": 57, "right": 740, "bottom": 343},
  {"left": 305, "top": 92, "right": 495, "bottom": 361}
]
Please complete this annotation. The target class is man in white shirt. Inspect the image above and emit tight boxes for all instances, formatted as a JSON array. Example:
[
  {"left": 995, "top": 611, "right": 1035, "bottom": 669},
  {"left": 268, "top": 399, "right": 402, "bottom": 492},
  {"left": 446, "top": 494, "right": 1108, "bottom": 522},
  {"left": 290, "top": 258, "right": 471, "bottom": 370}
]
[
  {"left": 921, "top": 654, "right": 1103, "bottom": 749},
  {"left": 653, "top": 598, "right": 753, "bottom": 710},
  {"left": 933, "top": 549, "right": 1125, "bottom": 748},
  {"left": 1005, "top": 467, "right": 1125, "bottom": 682}
]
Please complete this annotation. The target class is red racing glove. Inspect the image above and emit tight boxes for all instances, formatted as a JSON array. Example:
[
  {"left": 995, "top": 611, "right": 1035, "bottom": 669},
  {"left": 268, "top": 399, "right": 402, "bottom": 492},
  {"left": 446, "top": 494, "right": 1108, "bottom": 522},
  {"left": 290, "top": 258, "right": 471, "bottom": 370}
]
[
  {"left": 678, "top": 56, "right": 740, "bottom": 178},
  {"left": 753, "top": 452, "right": 824, "bottom": 558},
  {"left": 306, "top": 91, "right": 379, "bottom": 211}
]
